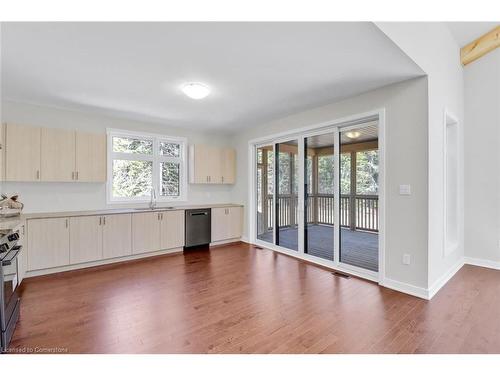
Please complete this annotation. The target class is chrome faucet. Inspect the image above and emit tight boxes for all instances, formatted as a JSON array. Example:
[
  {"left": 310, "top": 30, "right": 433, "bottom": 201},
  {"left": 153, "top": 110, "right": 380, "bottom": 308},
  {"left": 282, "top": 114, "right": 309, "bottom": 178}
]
[{"left": 149, "top": 187, "right": 157, "bottom": 210}]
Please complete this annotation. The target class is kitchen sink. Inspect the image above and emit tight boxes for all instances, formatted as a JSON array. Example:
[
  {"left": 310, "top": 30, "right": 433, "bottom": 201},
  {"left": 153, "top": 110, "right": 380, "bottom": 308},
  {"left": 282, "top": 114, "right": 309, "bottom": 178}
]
[{"left": 133, "top": 207, "right": 175, "bottom": 211}]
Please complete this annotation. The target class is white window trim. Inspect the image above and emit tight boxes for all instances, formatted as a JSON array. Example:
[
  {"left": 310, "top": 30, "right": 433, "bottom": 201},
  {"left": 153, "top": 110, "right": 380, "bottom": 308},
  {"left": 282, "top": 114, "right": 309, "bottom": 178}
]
[{"left": 106, "top": 128, "right": 188, "bottom": 204}]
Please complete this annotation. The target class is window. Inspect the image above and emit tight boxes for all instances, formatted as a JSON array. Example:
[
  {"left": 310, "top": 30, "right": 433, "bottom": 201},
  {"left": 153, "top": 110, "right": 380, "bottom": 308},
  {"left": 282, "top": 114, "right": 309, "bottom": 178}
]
[{"left": 107, "top": 129, "right": 187, "bottom": 203}]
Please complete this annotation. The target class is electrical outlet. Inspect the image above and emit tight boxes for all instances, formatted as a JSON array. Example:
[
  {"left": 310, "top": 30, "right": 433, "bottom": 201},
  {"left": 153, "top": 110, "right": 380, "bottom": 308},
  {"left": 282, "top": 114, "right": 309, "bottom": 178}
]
[
  {"left": 399, "top": 184, "right": 411, "bottom": 195},
  {"left": 403, "top": 254, "right": 411, "bottom": 265}
]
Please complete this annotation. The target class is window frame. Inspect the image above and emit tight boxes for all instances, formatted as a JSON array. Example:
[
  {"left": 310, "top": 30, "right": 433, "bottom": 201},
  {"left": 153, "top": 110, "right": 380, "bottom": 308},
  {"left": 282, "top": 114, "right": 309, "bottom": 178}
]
[{"left": 106, "top": 128, "right": 188, "bottom": 204}]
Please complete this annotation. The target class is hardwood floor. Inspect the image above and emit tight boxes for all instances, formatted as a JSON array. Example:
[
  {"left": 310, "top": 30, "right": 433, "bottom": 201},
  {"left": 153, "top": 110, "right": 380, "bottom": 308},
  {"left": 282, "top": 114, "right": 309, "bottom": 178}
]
[{"left": 9, "top": 242, "right": 500, "bottom": 353}]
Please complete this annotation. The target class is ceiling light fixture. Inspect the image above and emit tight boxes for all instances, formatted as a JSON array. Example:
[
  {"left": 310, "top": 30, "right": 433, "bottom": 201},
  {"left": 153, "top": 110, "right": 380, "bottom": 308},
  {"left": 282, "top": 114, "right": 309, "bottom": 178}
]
[
  {"left": 181, "top": 82, "right": 210, "bottom": 100},
  {"left": 345, "top": 131, "right": 361, "bottom": 139}
]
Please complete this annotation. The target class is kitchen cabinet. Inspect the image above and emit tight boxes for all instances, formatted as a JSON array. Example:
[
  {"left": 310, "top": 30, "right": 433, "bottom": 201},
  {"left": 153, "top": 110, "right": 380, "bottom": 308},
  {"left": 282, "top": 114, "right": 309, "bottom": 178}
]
[
  {"left": 132, "top": 212, "right": 161, "bottom": 254},
  {"left": 189, "top": 144, "right": 236, "bottom": 184},
  {"left": 211, "top": 206, "right": 243, "bottom": 242},
  {"left": 41, "top": 127, "right": 76, "bottom": 182},
  {"left": 102, "top": 214, "right": 132, "bottom": 259},
  {"left": 160, "top": 210, "right": 185, "bottom": 250},
  {"left": 133, "top": 210, "right": 185, "bottom": 254},
  {"left": 17, "top": 222, "right": 27, "bottom": 285},
  {"left": 70, "top": 216, "right": 103, "bottom": 264},
  {"left": 27, "top": 218, "right": 70, "bottom": 270},
  {"left": 221, "top": 148, "right": 236, "bottom": 184},
  {"left": 5, "top": 124, "right": 41, "bottom": 182},
  {"left": 75, "top": 131, "right": 107, "bottom": 182}
]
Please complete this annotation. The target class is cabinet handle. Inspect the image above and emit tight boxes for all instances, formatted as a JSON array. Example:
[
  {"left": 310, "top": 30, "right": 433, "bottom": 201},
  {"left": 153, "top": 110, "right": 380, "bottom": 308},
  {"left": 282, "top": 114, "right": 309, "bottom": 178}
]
[
  {"left": 36, "top": 170, "right": 40, "bottom": 180},
  {"left": 99, "top": 217, "right": 102, "bottom": 225},
  {"left": 76, "top": 171, "right": 79, "bottom": 180},
  {"left": 22, "top": 225, "right": 25, "bottom": 235},
  {"left": 65, "top": 219, "right": 69, "bottom": 228},
  {"left": 222, "top": 176, "right": 224, "bottom": 183},
  {"left": 103, "top": 216, "right": 106, "bottom": 225},
  {"left": 72, "top": 171, "right": 75, "bottom": 180}
]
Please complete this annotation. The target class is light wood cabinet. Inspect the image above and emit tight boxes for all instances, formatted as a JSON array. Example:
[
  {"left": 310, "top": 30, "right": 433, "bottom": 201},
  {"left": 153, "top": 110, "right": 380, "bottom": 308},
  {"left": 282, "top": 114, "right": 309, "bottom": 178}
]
[
  {"left": 189, "top": 144, "right": 236, "bottom": 184},
  {"left": 5, "top": 124, "right": 41, "bottom": 181},
  {"left": 27, "top": 218, "right": 70, "bottom": 270},
  {"left": 70, "top": 216, "right": 103, "bottom": 264},
  {"left": 102, "top": 214, "right": 132, "bottom": 259},
  {"left": 41, "top": 127, "right": 75, "bottom": 182},
  {"left": 211, "top": 206, "right": 243, "bottom": 242},
  {"left": 75, "top": 132, "right": 107, "bottom": 182},
  {"left": 132, "top": 212, "right": 161, "bottom": 254},
  {"left": 160, "top": 210, "right": 185, "bottom": 250},
  {"left": 222, "top": 148, "right": 236, "bottom": 184},
  {"left": 17, "top": 223, "right": 27, "bottom": 285}
]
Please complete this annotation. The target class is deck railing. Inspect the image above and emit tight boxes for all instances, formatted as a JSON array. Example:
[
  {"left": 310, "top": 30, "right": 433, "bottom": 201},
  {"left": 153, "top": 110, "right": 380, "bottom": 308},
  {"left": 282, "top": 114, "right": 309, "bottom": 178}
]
[{"left": 265, "top": 194, "right": 378, "bottom": 232}]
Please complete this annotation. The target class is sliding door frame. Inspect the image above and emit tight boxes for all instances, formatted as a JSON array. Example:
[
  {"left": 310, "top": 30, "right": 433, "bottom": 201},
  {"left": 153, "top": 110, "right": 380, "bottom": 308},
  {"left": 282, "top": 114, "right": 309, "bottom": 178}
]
[{"left": 248, "top": 108, "right": 385, "bottom": 284}]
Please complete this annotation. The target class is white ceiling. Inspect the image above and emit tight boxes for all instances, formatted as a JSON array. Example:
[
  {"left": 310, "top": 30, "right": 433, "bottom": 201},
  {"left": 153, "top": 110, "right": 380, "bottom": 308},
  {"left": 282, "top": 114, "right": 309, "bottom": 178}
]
[
  {"left": 446, "top": 22, "right": 499, "bottom": 47},
  {"left": 1, "top": 22, "right": 424, "bottom": 133}
]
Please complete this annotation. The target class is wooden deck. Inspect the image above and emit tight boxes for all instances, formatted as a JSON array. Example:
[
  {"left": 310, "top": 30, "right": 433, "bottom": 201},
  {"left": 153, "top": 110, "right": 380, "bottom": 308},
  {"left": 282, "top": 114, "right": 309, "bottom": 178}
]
[
  {"left": 8, "top": 243, "right": 500, "bottom": 353},
  {"left": 258, "top": 224, "right": 378, "bottom": 271}
]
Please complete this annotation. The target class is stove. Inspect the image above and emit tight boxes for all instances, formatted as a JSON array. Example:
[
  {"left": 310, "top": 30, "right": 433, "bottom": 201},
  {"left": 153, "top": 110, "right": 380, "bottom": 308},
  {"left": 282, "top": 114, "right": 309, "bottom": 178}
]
[{"left": 0, "top": 228, "right": 22, "bottom": 353}]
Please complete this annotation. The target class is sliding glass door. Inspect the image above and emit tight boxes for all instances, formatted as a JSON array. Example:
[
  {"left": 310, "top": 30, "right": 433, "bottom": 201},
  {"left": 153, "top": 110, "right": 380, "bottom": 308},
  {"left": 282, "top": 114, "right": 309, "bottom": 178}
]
[
  {"left": 254, "top": 119, "right": 380, "bottom": 274},
  {"left": 276, "top": 140, "right": 299, "bottom": 251},
  {"left": 304, "top": 133, "right": 335, "bottom": 261}
]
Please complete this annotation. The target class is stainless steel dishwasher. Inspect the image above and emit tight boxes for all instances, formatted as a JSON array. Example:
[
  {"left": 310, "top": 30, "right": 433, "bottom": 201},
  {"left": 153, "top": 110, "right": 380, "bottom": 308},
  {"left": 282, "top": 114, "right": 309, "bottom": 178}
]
[{"left": 185, "top": 208, "right": 211, "bottom": 247}]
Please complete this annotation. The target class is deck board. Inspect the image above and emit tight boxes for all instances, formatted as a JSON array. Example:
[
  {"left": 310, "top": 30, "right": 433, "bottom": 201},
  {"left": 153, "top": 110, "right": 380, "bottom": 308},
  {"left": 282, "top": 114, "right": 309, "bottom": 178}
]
[{"left": 258, "top": 224, "right": 378, "bottom": 271}]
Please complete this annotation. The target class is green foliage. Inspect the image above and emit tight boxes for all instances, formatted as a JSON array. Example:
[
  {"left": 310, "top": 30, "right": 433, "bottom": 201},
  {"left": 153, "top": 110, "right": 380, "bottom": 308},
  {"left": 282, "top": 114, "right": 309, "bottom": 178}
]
[{"left": 112, "top": 160, "right": 152, "bottom": 198}]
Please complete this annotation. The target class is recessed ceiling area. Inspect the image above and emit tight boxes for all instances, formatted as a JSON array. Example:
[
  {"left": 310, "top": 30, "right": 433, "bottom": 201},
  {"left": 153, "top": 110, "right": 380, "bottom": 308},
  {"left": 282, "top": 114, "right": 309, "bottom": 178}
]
[{"left": 1, "top": 22, "right": 424, "bottom": 132}]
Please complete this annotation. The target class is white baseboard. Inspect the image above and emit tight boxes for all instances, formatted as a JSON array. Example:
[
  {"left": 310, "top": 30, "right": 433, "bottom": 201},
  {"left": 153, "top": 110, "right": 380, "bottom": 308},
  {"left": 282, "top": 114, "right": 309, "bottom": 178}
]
[
  {"left": 379, "top": 277, "right": 429, "bottom": 299},
  {"left": 427, "top": 258, "right": 465, "bottom": 299},
  {"left": 464, "top": 256, "right": 500, "bottom": 270}
]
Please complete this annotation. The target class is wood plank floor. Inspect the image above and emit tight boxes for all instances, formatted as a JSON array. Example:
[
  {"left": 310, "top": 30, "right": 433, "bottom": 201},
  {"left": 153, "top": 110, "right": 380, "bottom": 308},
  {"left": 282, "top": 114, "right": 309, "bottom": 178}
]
[{"left": 9, "top": 242, "right": 500, "bottom": 353}]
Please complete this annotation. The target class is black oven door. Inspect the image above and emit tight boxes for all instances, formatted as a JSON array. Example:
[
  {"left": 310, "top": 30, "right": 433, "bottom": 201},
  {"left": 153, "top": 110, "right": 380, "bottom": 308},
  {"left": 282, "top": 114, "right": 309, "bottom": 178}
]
[{"left": 1, "top": 247, "right": 20, "bottom": 332}]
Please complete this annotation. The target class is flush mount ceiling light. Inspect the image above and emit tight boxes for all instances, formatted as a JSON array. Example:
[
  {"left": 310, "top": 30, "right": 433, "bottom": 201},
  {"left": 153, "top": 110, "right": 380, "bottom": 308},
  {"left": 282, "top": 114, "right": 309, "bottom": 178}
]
[
  {"left": 345, "top": 131, "right": 361, "bottom": 139},
  {"left": 181, "top": 82, "right": 210, "bottom": 100}
]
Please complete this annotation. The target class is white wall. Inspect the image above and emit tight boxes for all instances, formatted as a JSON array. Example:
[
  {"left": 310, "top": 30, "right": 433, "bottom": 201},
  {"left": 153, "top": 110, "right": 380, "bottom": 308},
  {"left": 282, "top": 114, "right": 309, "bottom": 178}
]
[
  {"left": 375, "top": 23, "right": 465, "bottom": 291},
  {"left": 464, "top": 49, "right": 500, "bottom": 264},
  {"left": 230, "top": 77, "right": 429, "bottom": 289},
  {"left": 1, "top": 100, "right": 234, "bottom": 212}
]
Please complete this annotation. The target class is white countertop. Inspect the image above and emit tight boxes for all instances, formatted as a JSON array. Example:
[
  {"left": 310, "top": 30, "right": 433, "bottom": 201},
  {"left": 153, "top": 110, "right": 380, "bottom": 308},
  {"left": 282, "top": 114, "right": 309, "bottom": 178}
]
[{"left": 18, "top": 203, "right": 244, "bottom": 220}]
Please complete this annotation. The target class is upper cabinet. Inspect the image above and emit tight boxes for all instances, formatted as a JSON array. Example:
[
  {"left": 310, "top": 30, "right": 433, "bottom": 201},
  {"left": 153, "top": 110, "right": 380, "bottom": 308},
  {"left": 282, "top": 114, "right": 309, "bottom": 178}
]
[
  {"left": 189, "top": 144, "right": 236, "bottom": 184},
  {"left": 41, "top": 127, "right": 76, "bottom": 182},
  {"left": 75, "top": 131, "right": 106, "bottom": 182},
  {"left": 1, "top": 123, "right": 106, "bottom": 183},
  {"left": 5, "top": 124, "right": 41, "bottom": 182}
]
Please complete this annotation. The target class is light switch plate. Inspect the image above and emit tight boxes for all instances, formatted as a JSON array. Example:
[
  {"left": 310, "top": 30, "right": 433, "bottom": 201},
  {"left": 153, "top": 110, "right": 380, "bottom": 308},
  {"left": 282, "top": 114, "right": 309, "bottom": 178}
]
[
  {"left": 403, "top": 254, "right": 411, "bottom": 265},
  {"left": 399, "top": 184, "right": 411, "bottom": 195}
]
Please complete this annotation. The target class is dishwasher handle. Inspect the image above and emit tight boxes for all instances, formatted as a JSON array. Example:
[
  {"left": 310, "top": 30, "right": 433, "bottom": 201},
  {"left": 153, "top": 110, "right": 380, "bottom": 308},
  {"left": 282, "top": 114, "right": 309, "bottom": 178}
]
[{"left": 190, "top": 212, "right": 208, "bottom": 216}]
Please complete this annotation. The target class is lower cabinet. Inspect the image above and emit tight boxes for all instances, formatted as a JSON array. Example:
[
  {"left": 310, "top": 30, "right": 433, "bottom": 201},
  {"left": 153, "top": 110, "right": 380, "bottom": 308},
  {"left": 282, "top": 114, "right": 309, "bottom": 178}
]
[
  {"left": 132, "top": 212, "right": 161, "bottom": 254},
  {"left": 102, "top": 214, "right": 132, "bottom": 259},
  {"left": 70, "top": 216, "right": 103, "bottom": 264},
  {"left": 27, "top": 217, "right": 70, "bottom": 270},
  {"left": 160, "top": 210, "right": 185, "bottom": 250},
  {"left": 212, "top": 206, "right": 243, "bottom": 242},
  {"left": 133, "top": 210, "right": 185, "bottom": 254}
]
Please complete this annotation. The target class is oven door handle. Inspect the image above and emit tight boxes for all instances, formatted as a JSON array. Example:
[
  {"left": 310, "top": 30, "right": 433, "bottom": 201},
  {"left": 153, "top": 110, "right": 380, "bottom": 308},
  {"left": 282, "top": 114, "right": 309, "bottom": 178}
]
[{"left": 2, "top": 246, "right": 21, "bottom": 266}]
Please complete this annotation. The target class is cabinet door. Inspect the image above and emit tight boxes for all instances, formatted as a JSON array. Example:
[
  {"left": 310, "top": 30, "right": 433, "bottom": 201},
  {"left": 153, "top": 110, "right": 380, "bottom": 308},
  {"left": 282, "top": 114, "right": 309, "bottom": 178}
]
[
  {"left": 75, "top": 132, "right": 106, "bottom": 182},
  {"left": 229, "top": 207, "right": 243, "bottom": 239},
  {"left": 190, "top": 144, "right": 211, "bottom": 183},
  {"left": 210, "top": 147, "right": 223, "bottom": 184},
  {"left": 27, "top": 218, "right": 70, "bottom": 270},
  {"left": 69, "top": 216, "right": 102, "bottom": 264},
  {"left": 211, "top": 207, "right": 229, "bottom": 242},
  {"left": 102, "top": 214, "right": 132, "bottom": 259},
  {"left": 41, "top": 127, "right": 76, "bottom": 182},
  {"left": 5, "top": 124, "right": 41, "bottom": 181},
  {"left": 222, "top": 148, "right": 236, "bottom": 184},
  {"left": 160, "top": 210, "right": 185, "bottom": 250},
  {"left": 17, "top": 223, "right": 27, "bottom": 285},
  {"left": 132, "top": 212, "right": 161, "bottom": 254}
]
